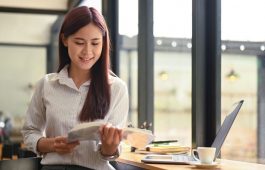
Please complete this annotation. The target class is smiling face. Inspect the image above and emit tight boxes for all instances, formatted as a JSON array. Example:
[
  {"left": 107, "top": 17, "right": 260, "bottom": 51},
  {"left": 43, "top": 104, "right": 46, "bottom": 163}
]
[{"left": 62, "top": 23, "right": 103, "bottom": 75}]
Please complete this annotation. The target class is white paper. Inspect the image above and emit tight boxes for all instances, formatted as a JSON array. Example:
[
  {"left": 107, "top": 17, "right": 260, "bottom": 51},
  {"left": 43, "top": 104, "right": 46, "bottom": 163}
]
[{"left": 67, "top": 122, "right": 155, "bottom": 148}]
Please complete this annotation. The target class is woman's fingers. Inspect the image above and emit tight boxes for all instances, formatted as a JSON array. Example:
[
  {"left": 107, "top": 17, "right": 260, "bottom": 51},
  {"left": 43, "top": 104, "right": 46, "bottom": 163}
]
[
  {"left": 54, "top": 136, "right": 67, "bottom": 143},
  {"left": 105, "top": 127, "right": 115, "bottom": 143},
  {"left": 101, "top": 125, "right": 122, "bottom": 146},
  {"left": 53, "top": 136, "right": 79, "bottom": 154},
  {"left": 117, "top": 129, "right": 123, "bottom": 142},
  {"left": 99, "top": 124, "right": 124, "bottom": 156}
]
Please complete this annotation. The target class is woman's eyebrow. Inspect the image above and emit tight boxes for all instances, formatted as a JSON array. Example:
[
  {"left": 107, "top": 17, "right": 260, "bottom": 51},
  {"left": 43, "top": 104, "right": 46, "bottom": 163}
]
[
  {"left": 73, "top": 37, "right": 85, "bottom": 41},
  {"left": 74, "top": 37, "right": 101, "bottom": 41}
]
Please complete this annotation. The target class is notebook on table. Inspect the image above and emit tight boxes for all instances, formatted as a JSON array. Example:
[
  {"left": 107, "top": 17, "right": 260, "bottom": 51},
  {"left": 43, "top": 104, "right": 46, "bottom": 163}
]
[{"left": 141, "top": 100, "right": 244, "bottom": 164}]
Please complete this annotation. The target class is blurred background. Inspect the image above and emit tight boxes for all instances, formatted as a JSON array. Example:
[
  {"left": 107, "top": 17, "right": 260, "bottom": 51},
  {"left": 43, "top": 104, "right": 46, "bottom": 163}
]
[{"left": 0, "top": 0, "right": 264, "bottom": 163}]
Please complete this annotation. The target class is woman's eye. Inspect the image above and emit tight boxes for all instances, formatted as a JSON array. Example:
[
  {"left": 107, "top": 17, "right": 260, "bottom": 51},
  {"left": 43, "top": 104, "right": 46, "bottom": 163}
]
[
  {"left": 92, "top": 43, "right": 99, "bottom": 46},
  {"left": 75, "top": 42, "right": 84, "bottom": 45}
]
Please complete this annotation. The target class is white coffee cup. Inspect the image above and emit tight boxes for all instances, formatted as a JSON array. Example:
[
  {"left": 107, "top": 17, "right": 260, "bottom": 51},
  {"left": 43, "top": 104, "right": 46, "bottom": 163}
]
[{"left": 192, "top": 147, "right": 216, "bottom": 164}]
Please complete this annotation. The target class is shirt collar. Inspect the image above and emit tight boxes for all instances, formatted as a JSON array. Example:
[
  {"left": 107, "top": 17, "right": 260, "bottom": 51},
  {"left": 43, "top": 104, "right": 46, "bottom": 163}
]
[{"left": 53, "top": 65, "right": 114, "bottom": 87}]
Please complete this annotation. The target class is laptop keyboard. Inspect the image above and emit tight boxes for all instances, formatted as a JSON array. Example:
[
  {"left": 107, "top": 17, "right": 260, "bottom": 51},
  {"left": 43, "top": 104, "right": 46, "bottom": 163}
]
[{"left": 172, "top": 155, "right": 195, "bottom": 162}]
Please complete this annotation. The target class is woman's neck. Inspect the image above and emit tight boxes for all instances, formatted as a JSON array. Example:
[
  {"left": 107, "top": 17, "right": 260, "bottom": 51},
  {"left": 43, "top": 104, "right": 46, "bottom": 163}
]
[{"left": 68, "top": 66, "right": 90, "bottom": 89}]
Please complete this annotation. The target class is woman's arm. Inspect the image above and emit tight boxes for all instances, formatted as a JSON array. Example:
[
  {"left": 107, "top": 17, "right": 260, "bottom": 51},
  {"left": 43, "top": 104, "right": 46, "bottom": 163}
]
[
  {"left": 21, "top": 78, "right": 46, "bottom": 154},
  {"left": 37, "top": 137, "right": 55, "bottom": 153},
  {"left": 37, "top": 136, "right": 80, "bottom": 154}
]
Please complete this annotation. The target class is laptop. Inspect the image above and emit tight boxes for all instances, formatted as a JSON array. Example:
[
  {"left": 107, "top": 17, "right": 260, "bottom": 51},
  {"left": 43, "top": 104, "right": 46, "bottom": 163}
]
[{"left": 141, "top": 100, "right": 244, "bottom": 164}]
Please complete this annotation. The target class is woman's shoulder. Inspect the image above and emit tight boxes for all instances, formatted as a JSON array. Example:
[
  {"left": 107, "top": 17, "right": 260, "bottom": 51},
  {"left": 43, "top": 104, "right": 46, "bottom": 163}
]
[
  {"left": 35, "top": 73, "right": 59, "bottom": 87},
  {"left": 109, "top": 75, "right": 126, "bottom": 86},
  {"left": 43, "top": 72, "right": 59, "bottom": 82},
  {"left": 109, "top": 75, "right": 127, "bottom": 91}
]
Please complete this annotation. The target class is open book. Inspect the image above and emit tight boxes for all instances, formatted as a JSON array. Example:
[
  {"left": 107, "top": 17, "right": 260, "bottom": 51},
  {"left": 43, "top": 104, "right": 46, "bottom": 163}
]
[{"left": 67, "top": 121, "right": 155, "bottom": 148}]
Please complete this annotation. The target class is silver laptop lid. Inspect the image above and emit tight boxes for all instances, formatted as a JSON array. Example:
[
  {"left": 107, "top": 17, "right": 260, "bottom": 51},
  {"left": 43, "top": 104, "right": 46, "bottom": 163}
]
[{"left": 211, "top": 100, "right": 244, "bottom": 160}]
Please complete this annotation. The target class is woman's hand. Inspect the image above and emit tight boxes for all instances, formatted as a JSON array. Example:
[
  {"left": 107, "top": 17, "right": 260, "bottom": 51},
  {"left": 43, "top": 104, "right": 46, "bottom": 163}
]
[
  {"left": 99, "top": 123, "right": 123, "bottom": 156},
  {"left": 53, "top": 136, "right": 80, "bottom": 154},
  {"left": 37, "top": 136, "right": 79, "bottom": 154}
]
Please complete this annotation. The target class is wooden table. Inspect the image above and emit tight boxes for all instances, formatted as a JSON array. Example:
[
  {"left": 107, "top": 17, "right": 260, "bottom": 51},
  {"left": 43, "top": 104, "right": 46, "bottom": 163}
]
[{"left": 117, "top": 151, "right": 265, "bottom": 170}]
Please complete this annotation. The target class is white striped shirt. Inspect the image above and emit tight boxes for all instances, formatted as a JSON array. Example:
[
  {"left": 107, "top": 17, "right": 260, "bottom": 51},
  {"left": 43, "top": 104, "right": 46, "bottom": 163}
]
[{"left": 21, "top": 66, "right": 129, "bottom": 170}]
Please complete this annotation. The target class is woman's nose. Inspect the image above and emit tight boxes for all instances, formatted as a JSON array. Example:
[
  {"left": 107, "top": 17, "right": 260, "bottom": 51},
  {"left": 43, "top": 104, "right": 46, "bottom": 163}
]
[{"left": 82, "top": 44, "right": 92, "bottom": 55}]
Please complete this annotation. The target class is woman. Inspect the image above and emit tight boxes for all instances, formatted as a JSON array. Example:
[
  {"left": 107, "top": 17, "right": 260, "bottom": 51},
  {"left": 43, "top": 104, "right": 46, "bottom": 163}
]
[{"left": 22, "top": 6, "right": 128, "bottom": 170}]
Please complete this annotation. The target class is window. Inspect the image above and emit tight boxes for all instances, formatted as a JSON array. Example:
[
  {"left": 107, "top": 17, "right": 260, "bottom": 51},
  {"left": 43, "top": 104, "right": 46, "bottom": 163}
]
[
  {"left": 119, "top": 0, "right": 192, "bottom": 146},
  {"left": 221, "top": 0, "right": 265, "bottom": 162}
]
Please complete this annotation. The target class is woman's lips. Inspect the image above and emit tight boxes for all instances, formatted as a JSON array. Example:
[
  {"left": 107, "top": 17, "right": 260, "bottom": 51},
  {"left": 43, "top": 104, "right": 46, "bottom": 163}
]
[{"left": 79, "top": 57, "right": 93, "bottom": 63}]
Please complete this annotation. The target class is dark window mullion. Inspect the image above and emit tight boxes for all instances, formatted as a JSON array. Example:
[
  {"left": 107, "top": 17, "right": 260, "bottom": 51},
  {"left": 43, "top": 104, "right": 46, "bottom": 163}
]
[{"left": 192, "top": 0, "right": 221, "bottom": 148}]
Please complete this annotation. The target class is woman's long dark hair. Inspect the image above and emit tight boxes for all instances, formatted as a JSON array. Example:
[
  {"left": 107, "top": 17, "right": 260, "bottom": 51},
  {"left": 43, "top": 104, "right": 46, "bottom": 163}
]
[{"left": 58, "top": 6, "right": 111, "bottom": 121}]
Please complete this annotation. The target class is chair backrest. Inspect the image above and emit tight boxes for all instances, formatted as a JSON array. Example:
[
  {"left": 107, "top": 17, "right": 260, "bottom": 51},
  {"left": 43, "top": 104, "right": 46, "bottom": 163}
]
[
  {"left": 18, "top": 148, "right": 37, "bottom": 158},
  {"left": 2, "top": 143, "right": 14, "bottom": 159}
]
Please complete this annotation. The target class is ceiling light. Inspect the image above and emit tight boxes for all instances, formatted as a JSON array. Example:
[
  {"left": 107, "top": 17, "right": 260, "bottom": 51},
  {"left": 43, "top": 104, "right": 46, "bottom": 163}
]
[
  {"left": 171, "top": 41, "right": 177, "bottom": 47},
  {"left": 221, "top": 44, "right": 226, "bottom": 51},
  {"left": 240, "top": 45, "right": 245, "bottom": 51},
  {"left": 156, "top": 40, "right": 162, "bottom": 45}
]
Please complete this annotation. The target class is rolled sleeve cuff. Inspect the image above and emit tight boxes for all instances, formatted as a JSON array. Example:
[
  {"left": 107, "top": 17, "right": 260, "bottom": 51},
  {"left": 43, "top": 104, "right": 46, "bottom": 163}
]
[{"left": 26, "top": 134, "right": 44, "bottom": 155}]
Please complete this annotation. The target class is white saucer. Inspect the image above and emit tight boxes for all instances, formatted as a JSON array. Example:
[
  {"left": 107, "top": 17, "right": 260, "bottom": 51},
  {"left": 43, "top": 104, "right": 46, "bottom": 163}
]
[{"left": 188, "top": 161, "right": 220, "bottom": 169}]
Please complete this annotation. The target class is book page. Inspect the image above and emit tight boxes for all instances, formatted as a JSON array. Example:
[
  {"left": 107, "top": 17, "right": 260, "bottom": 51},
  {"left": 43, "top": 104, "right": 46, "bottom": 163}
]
[
  {"left": 123, "top": 128, "right": 155, "bottom": 149},
  {"left": 67, "top": 122, "right": 155, "bottom": 148},
  {"left": 67, "top": 122, "right": 104, "bottom": 143}
]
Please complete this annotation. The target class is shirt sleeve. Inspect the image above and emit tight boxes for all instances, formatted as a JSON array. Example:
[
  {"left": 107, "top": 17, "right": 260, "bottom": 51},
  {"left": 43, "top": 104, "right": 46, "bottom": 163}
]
[
  {"left": 107, "top": 78, "right": 129, "bottom": 128},
  {"left": 21, "top": 78, "right": 46, "bottom": 154}
]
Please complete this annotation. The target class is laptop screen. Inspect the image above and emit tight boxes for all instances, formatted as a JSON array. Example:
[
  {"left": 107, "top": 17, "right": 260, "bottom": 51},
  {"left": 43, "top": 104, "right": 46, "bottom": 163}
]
[{"left": 211, "top": 100, "right": 244, "bottom": 159}]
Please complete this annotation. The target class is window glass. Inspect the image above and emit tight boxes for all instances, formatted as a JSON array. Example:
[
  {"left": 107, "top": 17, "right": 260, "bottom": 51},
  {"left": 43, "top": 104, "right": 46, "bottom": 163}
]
[
  {"left": 222, "top": 0, "right": 265, "bottom": 162},
  {"left": 0, "top": 12, "right": 54, "bottom": 141},
  {"left": 153, "top": 0, "right": 192, "bottom": 146},
  {"left": 119, "top": 1, "right": 192, "bottom": 146},
  {"left": 119, "top": 0, "right": 138, "bottom": 126},
  {"left": 0, "top": 46, "right": 46, "bottom": 132}
]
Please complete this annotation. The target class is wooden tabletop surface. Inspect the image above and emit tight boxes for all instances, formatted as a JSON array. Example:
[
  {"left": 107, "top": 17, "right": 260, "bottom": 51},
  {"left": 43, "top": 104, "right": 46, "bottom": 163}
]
[{"left": 117, "top": 151, "right": 265, "bottom": 170}]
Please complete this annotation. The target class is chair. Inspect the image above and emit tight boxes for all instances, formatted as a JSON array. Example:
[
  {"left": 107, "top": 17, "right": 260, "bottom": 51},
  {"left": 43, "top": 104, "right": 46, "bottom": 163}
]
[
  {"left": 2, "top": 143, "right": 13, "bottom": 159},
  {"left": 18, "top": 148, "right": 37, "bottom": 158}
]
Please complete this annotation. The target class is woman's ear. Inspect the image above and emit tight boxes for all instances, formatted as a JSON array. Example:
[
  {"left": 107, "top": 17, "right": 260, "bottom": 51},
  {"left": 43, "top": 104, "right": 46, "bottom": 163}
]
[{"left": 61, "top": 34, "right": 68, "bottom": 47}]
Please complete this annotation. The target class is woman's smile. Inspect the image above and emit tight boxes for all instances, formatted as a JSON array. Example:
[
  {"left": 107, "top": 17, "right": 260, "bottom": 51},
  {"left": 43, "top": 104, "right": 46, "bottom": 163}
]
[{"left": 79, "top": 56, "right": 94, "bottom": 63}]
